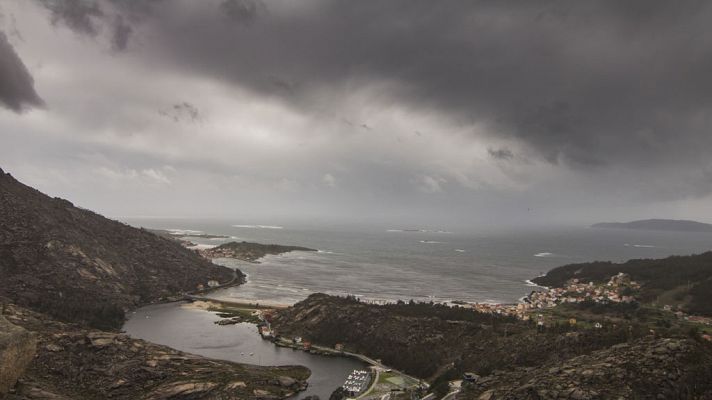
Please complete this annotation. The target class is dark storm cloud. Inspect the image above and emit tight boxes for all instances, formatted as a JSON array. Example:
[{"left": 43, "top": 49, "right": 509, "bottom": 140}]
[
  {"left": 40, "top": 0, "right": 104, "bottom": 36},
  {"left": 488, "top": 148, "right": 514, "bottom": 161},
  {"left": 158, "top": 102, "right": 203, "bottom": 124},
  {"left": 21, "top": 0, "right": 712, "bottom": 202},
  {"left": 219, "top": 0, "right": 265, "bottom": 24},
  {"left": 110, "top": 15, "right": 131, "bottom": 51},
  {"left": 35, "top": 0, "right": 164, "bottom": 50},
  {"left": 112, "top": 0, "right": 710, "bottom": 169},
  {"left": 0, "top": 31, "right": 43, "bottom": 112}
]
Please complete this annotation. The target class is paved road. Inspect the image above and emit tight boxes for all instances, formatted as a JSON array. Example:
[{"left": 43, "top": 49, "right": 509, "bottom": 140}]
[
  {"left": 311, "top": 344, "right": 425, "bottom": 390},
  {"left": 356, "top": 367, "right": 381, "bottom": 399}
]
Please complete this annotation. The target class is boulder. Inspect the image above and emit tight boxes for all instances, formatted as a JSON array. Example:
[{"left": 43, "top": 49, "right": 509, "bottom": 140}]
[{"left": 0, "top": 315, "right": 37, "bottom": 394}]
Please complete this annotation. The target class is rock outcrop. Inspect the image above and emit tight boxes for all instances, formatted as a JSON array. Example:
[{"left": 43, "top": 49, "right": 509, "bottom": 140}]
[
  {"left": 2, "top": 303, "right": 310, "bottom": 400},
  {"left": 462, "top": 337, "right": 712, "bottom": 399},
  {"left": 0, "top": 315, "right": 37, "bottom": 395},
  {"left": 0, "top": 168, "right": 239, "bottom": 330}
]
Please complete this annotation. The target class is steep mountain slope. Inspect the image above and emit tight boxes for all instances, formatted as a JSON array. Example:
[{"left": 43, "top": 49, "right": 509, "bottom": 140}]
[{"left": 0, "top": 168, "right": 238, "bottom": 329}]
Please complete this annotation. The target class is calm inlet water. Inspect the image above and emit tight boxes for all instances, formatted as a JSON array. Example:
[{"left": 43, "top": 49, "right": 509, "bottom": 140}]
[{"left": 123, "top": 302, "right": 365, "bottom": 399}]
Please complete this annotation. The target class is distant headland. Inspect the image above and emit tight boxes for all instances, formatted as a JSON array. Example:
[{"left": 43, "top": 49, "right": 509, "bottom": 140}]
[{"left": 591, "top": 218, "right": 712, "bottom": 233}]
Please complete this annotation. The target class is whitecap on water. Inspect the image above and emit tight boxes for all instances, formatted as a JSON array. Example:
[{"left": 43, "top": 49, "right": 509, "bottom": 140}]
[
  {"left": 167, "top": 228, "right": 204, "bottom": 235},
  {"left": 232, "top": 224, "right": 284, "bottom": 229}
]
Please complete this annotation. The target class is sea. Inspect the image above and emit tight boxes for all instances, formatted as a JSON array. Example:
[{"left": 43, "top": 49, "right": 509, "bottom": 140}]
[
  {"left": 121, "top": 218, "right": 712, "bottom": 305},
  {"left": 121, "top": 218, "right": 712, "bottom": 398}
]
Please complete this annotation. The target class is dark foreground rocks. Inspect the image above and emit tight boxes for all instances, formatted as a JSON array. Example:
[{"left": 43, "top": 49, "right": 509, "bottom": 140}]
[
  {"left": 0, "top": 315, "right": 37, "bottom": 395},
  {"left": 1, "top": 303, "right": 310, "bottom": 400},
  {"left": 464, "top": 337, "right": 712, "bottom": 399}
]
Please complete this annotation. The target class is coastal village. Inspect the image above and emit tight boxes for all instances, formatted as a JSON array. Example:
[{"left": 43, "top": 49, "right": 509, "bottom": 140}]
[
  {"left": 464, "top": 272, "right": 712, "bottom": 334},
  {"left": 469, "top": 272, "right": 641, "bottom": 321},
  {"left": 197, "top": 268, "right": 712, "bottom": 400}
]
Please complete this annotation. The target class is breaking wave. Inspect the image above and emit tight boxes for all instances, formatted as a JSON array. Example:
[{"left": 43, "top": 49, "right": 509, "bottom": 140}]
[
  {"left": 232, "top": 225, "right": 284, "bottom": 230},
  {"left": 166, "top": 229, "right": 204, "bottom": 235},
  {"left": 387, "top": 229, "right": 453, "bottom": 234}
]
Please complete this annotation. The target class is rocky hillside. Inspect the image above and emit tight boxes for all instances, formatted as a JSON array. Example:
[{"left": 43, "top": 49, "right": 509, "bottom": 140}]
[
  {"left": 271, "top": 294, "right": 516, "bottom": 379},
  {"left": 531, "top": 252, "right": 712, "bottom": 316},
  {"left": 462, "top": 337, "right": 712, "bottom": 400},
  {"left": 272, "top": 294, "right": 712, "bottom": 399},
  {"left": 1, "top": 302, "right": 310, "bottom": 400},
  {"left": 202, "top": 241, "right": 317, "bottom": 262},
  {"left": 0, "top": 168, "right": 238, "bottom": 329}
]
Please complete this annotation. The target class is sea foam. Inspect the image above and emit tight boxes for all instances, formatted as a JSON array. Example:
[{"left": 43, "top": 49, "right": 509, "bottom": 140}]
[{"left": 232, "top": 224, "right": 284, "bottom": 229}]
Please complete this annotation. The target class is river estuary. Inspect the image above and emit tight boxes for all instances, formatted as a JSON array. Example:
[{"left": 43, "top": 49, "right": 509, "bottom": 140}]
[{"left": 123, "top": 302, "right": 365, "bottom": 399}]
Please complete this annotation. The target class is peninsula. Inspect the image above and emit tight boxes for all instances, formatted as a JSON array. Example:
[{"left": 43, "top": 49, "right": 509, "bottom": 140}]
[{"left": 201, "top": 241, "right": 317, "bottom": 262}]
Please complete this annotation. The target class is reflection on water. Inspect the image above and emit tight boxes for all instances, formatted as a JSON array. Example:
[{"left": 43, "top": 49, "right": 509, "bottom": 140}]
[{"left": 123, "top": 302, "right": 365, "bottom": 399}]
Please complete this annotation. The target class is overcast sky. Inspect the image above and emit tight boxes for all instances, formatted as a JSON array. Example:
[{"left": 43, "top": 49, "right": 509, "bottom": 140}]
[{"left": 2, "top": 0, "right": 712, "bottom": 228}]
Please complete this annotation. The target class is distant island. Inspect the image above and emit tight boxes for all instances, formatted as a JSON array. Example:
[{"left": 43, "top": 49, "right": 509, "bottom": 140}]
[
  {"left": 201, "top": 241, "right": 317, "bottom": 262},
  {"left": 592, "top": 218, "right": 712, "bottom": 233}
]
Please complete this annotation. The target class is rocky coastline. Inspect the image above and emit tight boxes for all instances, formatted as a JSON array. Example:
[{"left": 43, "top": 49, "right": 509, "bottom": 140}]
[{"left": 200, "top": 241, "right": 318, "bottom": 263}]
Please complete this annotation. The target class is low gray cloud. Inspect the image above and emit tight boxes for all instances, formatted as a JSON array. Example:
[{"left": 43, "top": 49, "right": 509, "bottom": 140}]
[
  {"left": 0, "top": 31, "right": 43, "bottom": 112},
  {"left": 219, "top": 0, "right": 265, "bottom": 24},
  {"left": 488, "top": 148, "right": 514, "bottom": 161},
  {"left": 40, "top": 0, "right": 104, "bottom": 36},
  {"left": 4, "top": 0, "right": 712, "bottom": 225}
]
